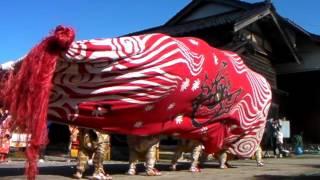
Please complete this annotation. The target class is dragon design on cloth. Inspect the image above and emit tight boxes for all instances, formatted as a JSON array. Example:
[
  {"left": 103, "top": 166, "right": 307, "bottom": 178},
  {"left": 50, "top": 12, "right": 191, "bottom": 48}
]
[{"left": 1, "top": 26, "right": 271, "bottom": 179}]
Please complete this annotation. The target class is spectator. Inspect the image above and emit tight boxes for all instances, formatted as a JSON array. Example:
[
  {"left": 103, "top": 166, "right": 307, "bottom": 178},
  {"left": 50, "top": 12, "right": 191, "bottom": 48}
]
[
  {"left": 273, "top": 118, "right": 289, "bottom": 158},
  {"left": 0, "top": 111, "right": 12, "bottom": 163},
  {"left": 263, "top": 117, "right": 275, "bottom": 157},
  {"left": 272, "top": 119, "right": 282, "bottom": 157},
  {"left": 293, "top": 133, "right": 303, "bottom": 155},
  {"left": 0, "top": 130, "right": 10, "bottom": 163}
]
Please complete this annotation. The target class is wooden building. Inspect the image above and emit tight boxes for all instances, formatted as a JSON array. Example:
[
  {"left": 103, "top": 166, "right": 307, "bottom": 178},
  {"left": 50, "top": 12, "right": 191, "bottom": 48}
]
[{"left": 127, "top": 0, "right": 320, "bottom": 143}]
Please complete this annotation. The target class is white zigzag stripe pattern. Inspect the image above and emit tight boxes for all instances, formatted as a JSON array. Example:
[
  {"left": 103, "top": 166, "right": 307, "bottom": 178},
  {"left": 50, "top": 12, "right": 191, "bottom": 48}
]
[
  {"left": 223, "top": 51, "right": 272, "bottom": 156},
  {"left": 50, "top": 34, "right": 204, "bottom": 117}
]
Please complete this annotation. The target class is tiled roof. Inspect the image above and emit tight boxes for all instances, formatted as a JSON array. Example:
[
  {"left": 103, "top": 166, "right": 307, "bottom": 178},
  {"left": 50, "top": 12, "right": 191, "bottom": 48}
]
[
  {"left": 127, "top": 3, "right": 271, "bottom": 36},
  {"left": 165, "top": 0, "right": 254, "bottom": 26},
  {"left": 281, "top": 18, "right": 320, "bottom": 44}
]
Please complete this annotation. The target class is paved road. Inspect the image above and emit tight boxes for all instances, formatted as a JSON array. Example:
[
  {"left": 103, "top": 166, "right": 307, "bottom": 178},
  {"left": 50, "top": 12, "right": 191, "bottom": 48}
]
[{"left": 0, "top": 155, "right": 320, "bottom": 180}]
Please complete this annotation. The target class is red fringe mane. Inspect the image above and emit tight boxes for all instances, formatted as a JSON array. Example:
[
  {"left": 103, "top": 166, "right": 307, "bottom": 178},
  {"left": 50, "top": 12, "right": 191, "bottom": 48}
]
[{"left": 2, "top": 25, "right": 75, "bottom": 180}]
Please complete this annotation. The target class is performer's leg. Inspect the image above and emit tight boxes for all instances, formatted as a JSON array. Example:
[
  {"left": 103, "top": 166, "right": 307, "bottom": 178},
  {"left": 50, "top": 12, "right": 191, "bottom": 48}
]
[
  {"left": 255, "top": 146, "right": 264, "bottom": 167},
  {"left": 127, "top": 148, "right": 139, "bottom": 175},
  {"left": 218, "top": 151, "right": 228, "bottom": 169},
  {"left": 73, "top": 148, "right": 90, "bottom": 179},
  {"left": 74, "top": 129, "right": 90, "bottom": 179},
  {"left": 145, "top": 143, "right": 161, "bottom": 176},
  {"left": 189, "top": 144, "right": 202, "bottom": 172},
  {"left": 170, "top": 148, "right": 183, "bottom": 171},
  {"left": 92, "top": 132, "right": 112, "bottom": 180}
]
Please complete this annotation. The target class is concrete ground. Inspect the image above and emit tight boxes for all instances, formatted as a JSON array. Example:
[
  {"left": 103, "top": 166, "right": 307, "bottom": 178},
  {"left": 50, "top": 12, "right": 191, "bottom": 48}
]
[{"left": 0, "top": 154, "right": 320, "bottom": 180}]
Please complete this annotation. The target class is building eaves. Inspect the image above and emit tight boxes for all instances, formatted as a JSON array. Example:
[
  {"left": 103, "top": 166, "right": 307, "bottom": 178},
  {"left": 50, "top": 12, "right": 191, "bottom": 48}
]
[
  {"left": 232, "top": 2, "right": 302, "bottom": 64},
  {"left": 233, "top": 4, "right": 271, "bottom": 32},
  {"left": 224, "top": 3, "right": 275, "bottom": 31},
  {"left": 216, "top": 0, "right": 255, "bottom": 9},
  {"left": 282, "top": 18, "right": 311, "bottom": 37},
  {"left": 281, "top": 18, "right": 320, "bottom": 44},
  {"left": 269, "top": 11, "right": 301, "bottom": 64},
  {"left": 127, "top": 9, "right": 243, "bottom": 36},
  {"left": 128, "top": 4, "right": 271, "bottom": 36},
  {"left": 164, "top": 0, "right": 202, "bottom": 26},
  {"left": 165, "top": 0, "right": 258, "bottom": 26},
  {"left": 310, "top": 33, "right": 320, "bottom": 44},
  {"left": 128, "top": 2, "right": 275, "bottom": 36}
]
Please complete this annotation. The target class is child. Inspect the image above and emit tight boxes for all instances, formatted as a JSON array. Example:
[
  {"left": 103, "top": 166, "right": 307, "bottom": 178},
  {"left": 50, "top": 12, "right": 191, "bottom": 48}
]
[
  {"left": 0, "top": 112, "right": 12, "bottom": 163},
  {"left": 0, "top": 133, "right": 10, "bottom": 162}
]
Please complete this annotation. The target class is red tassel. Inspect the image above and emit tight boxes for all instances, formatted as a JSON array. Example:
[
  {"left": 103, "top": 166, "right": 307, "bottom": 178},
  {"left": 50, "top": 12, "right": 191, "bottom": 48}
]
[{"left": 2, "top": 25, "right": 75, "bottom": 180}]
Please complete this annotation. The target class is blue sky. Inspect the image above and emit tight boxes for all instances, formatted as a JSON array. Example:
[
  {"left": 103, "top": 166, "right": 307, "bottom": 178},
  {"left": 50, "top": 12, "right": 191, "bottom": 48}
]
[{"left": 0, "top": 0, "right": 319, "bottom": 63}]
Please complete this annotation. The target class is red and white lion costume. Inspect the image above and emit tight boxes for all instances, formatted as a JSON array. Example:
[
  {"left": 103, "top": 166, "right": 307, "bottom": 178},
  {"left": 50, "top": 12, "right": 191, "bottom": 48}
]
[{"left": 1, "top": 26, "right": 271, "bottom": 179}]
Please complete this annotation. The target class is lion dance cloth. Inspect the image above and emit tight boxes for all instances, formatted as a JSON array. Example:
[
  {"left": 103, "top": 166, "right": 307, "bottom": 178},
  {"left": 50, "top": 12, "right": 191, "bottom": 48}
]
[{"left": 1, "top": 26, "right": 271, "bottom": 179}]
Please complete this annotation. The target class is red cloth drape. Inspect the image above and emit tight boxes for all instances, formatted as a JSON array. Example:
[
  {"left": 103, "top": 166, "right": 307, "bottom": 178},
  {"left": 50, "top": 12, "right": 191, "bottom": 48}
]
[{"left": 2, "top": 27, "right": 272, "bottom": 179}]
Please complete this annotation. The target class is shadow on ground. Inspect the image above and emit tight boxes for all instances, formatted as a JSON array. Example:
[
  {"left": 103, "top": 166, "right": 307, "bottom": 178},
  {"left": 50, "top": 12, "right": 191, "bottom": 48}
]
[
  {"left": 255, "top": 174, "right": 320, "bottom": 180},
  {"left": 0, "top": 162, "right": 224, "bottom": 178}
]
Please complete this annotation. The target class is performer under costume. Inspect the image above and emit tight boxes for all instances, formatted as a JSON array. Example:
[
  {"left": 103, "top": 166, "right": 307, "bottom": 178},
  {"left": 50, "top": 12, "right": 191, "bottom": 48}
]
[
  {"left": 73, "top": 128, "right": 111, "bottom": 180},
  {"left": 126, "top": 135, "right": 161, "bottom": 176},
  {"left": 255, "top": 146, "right": 264, "bottom": 167},
  {"left": 170, "top": 139, "right": 203, "bottom": 172},
  {"left": 215, "top": 149, "right": 234, "bottom": 169}
]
